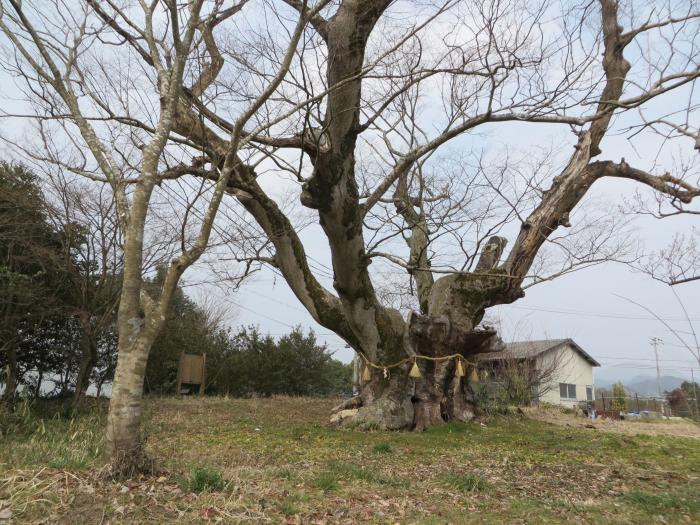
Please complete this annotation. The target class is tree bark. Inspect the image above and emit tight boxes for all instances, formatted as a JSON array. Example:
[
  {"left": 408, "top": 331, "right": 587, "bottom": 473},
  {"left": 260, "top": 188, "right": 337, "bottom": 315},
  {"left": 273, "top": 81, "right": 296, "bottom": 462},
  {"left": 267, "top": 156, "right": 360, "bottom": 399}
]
[
  {"left": 104, "top": 333, "right": 155, "bottom": 475},
  {"left": 1, "top": 342, "right": 19, "bottom": 405},
  {"left": 338, "top": 241, "right": 512, "bottom": 429},
  {"left": 74, "top": 318, "right": 98, "bottom": 406},
  {"left": 341, "top": 309, "right": 505, "bottom": 430}
]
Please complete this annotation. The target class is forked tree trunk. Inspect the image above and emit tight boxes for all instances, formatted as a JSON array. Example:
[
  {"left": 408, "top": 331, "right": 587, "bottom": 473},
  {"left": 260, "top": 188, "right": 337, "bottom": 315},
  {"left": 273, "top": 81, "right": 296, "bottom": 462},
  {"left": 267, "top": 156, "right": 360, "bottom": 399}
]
[{"left": 334, "top": 238, "right": 513, "bottom": 431}]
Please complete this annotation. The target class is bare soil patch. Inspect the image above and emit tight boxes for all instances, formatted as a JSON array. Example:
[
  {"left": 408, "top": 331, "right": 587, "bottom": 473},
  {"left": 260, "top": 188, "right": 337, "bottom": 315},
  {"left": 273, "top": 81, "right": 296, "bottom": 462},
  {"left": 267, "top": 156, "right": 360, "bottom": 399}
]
[{"left": 524, "top": 406, "right": 700, "bottom": 438}]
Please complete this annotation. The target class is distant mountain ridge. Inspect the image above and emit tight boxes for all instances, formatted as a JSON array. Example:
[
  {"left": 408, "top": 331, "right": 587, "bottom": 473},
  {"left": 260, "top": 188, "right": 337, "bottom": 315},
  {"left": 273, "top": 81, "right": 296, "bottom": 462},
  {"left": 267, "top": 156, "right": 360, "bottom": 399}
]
[{"left": 596, "top": 374, "right": 687, "bottom": 395}]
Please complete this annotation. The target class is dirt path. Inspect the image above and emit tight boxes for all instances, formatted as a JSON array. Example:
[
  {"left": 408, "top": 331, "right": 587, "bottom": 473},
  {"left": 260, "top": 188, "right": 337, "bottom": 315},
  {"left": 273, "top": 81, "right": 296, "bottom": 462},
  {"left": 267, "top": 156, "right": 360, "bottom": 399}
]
[{"left": 523, "top": 407, "right": 700, "bottom": 439}]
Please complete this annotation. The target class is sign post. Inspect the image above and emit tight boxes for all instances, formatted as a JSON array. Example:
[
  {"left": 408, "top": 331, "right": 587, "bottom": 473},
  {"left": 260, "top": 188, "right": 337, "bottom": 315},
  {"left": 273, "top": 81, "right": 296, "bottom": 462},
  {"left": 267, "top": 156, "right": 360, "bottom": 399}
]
[{"left": 176, "top": 353, "right": 207, "bottom": 396}]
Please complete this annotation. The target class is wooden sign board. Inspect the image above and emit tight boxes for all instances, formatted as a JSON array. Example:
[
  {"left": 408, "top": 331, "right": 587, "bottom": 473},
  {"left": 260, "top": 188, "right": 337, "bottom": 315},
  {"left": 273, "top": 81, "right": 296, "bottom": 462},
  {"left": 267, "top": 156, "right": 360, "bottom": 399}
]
[{"left": 176, "top": 353, "right": 206, "bottom": 396}]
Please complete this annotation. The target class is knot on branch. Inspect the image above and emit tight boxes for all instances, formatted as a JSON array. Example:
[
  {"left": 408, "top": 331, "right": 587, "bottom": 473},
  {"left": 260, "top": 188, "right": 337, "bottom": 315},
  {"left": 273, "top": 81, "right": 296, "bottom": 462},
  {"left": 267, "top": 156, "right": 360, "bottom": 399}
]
[
  {"left": 555, "top": 212, "right": 571, "bottom": 228},
  {"left": 300, "top": 170, "right": 335, "bottom": 211},
  {"left": 191, "top": 155, "right": 210, "bottom": 168},
  {"left": 303, "top": 127, "right": 331, "bottom": 154},
  {"left": 300, "top": 181, "right": 320, "bottom": 209}
]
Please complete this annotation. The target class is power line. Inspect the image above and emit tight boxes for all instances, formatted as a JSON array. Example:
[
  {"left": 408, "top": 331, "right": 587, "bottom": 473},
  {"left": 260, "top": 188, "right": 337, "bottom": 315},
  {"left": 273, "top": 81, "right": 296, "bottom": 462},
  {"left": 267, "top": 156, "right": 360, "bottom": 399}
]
[
  {"left": 225, "top": 298, "right": 342, "bottom": 338},
  {"left": 245, "top": 289, "right": 310, "bottom": 314},
  {"left": 598, "top": 363, "right": 697, "bottom": 371},
  {"left": 599, "top": 356, "right": 698, "bottom": 363},
  {"left": 225, "top": 298, "right": 299, "bottom": 329},
  {"left": 506, "top": 304, "right": 700, "bottom": 322},
  {"left": 306, "top": 254, "right": 333, "bottom": 273}
]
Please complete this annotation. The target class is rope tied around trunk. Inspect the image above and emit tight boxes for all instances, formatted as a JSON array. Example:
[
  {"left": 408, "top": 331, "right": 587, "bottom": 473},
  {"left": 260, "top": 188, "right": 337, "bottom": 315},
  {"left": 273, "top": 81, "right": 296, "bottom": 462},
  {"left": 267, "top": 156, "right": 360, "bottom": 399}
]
[{"left": 356, "top": 350, "right": 487, "bottom": 382}]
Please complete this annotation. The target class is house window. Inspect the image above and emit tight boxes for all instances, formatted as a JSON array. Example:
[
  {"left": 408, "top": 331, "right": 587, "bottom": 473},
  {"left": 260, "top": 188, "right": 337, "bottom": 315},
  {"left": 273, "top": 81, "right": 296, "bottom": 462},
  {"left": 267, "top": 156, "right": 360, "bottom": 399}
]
[
  {"left": 559, "top": 383, "right": 576, "bottom": 399},
  {"left": 586, "top": 385, "right": 593, "bottom": 401}
]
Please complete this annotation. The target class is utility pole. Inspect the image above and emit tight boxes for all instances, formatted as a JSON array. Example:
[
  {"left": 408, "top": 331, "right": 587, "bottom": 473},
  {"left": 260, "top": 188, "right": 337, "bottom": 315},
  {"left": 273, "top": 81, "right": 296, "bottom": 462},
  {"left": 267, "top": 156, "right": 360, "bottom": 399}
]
[
  {"left": 691, "top": 368, "right": 698, "bottom": 419},
  {"left": 650, "top": 337, "right": 663, "bottom": 406}
]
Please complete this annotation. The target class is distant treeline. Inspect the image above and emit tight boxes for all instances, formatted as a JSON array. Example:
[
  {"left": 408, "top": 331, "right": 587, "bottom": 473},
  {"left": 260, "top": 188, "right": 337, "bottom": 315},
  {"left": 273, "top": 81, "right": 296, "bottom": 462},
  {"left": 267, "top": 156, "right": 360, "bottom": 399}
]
[{"left": 1, "top": 162, "right": 350, "bottom": 403}]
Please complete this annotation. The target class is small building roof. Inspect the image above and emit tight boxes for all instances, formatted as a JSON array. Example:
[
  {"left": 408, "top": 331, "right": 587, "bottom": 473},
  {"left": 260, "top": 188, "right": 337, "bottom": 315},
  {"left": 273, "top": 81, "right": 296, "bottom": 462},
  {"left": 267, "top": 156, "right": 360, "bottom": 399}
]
[{"left": 479, "top": 338, "right": 601, "bottom": 367}]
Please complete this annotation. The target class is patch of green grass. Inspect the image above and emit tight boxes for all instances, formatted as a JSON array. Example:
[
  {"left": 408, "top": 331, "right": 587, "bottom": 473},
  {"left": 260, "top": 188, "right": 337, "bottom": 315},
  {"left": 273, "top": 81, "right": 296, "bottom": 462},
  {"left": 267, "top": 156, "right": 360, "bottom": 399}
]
[
  {"left": 4, "top": 397, "right": 700, "bottom": 525},
  {"left": 188, "top": 466, "right": 226, "bottom": 492},
  {"left": 442, "top": 472, "right": 489, "bottom": 492},
  {"left": 314, "top": 472, "right": 339, "bottom": 492},
  {"left": 425, "top": 420, "right": 472, "bottom": 434},
  {"left": 327, "top": 461, "right": 408, "bottom": 487},
  {"left": 0, "top": 400, "right": 104, "bottom": 470},
  {"left": 47, "top": 454, "right": 91, "bottom": 470},
  {"left": 272, "top": 467, "right": 296, "bottom": 480},
  {"left": 623, "top": 489, "right": 700, "bottom": 512},
  {"left": 372, "top": 442, "right": 392, "bottom": 454},
  {"left": 279, "top": 500, "right": 299, "bottom": 516}
]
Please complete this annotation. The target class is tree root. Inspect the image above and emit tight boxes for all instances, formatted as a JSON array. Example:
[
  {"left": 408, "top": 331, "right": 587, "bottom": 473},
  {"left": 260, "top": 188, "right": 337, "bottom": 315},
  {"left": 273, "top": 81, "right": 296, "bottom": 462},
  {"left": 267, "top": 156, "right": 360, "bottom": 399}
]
[
  {"left": 332, "top": 396, "right": 363, "bottom": 412},
  {"left": 331, "top": 388, "right": 477, "bottom": 431},
  {"left": 101, "top": 436, "right": 156, "bottom": 480}
]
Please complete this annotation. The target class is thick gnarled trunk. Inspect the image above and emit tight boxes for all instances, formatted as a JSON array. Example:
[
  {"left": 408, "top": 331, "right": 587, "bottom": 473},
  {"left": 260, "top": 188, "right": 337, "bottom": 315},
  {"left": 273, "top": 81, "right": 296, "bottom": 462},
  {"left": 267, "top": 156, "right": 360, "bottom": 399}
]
[
  {"left": 337, "top": 298, "right": 506, "bottom": 430},
  {"left": 349, "top": 359, "right": 478, "bottom": 431}
]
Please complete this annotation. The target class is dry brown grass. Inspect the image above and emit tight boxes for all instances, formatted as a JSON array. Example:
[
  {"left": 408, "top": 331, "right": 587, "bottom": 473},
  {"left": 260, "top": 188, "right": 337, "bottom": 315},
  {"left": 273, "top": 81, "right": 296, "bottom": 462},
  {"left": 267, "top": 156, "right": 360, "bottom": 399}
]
[{"left": 1, "top": 396, "right": 698, "bottom": 524}]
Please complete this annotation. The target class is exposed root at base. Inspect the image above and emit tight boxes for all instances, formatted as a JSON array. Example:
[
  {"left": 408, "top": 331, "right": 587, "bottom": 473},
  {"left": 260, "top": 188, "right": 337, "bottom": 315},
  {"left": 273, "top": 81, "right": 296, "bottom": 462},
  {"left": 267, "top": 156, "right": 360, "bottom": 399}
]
[{"left": 100, "top": 448, "right": 156, "bottom": 480}]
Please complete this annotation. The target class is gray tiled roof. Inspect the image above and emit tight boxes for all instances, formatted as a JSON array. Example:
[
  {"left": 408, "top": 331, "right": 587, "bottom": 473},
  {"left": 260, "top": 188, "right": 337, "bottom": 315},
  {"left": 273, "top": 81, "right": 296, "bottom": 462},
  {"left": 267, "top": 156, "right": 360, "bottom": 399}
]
[{"left": 479, "top": 338, "right": 600, "bottom": 366}]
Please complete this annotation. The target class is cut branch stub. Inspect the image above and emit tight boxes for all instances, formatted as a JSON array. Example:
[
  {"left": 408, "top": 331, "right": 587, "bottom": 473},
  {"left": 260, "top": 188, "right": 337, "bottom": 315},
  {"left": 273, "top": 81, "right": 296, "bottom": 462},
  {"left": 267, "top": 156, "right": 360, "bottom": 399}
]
[{"left": 475, "top": 236, "right": 508, "bottom": 272}]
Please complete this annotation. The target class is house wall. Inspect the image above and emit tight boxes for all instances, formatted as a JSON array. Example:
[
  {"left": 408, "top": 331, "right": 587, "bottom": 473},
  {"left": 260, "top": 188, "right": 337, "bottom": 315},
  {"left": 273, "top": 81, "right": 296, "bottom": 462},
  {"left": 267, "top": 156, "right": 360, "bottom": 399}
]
[{"left": 536, "top": 344, "right": 595, "bottom": 408}]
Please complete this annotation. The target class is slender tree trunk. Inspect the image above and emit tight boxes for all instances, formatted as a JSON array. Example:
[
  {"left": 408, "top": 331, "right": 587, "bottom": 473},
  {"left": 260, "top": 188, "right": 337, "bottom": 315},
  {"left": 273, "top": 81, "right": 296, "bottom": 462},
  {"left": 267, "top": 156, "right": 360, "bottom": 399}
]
[
  {"left": 1, "top": 342, "right": 18, "bottom": 405},
  {"left": 74, "top": 321, "right": 98, "bottom": 405},
  {"left": 34, "top": 368, "right": 43, "bottom": 399},
  {"left": 60, "top": 365, "right": 73, "bottom": 398},
  {"left": 96, "top": 376, "right": 105, "bottom": 399},
  {"left": 104, "top": 188, "right": 154, "bottom": 473}
]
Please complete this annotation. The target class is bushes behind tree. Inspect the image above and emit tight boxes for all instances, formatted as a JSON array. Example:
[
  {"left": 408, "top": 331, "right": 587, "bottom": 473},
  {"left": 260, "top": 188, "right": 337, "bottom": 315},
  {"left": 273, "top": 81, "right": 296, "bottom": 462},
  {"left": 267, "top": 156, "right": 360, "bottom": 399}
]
[
  {"left": 141, "top": 279, "right": 352, "bottom": 397},
  {"left": 206, "top": 326, "right": 352, "bottom": 397}
]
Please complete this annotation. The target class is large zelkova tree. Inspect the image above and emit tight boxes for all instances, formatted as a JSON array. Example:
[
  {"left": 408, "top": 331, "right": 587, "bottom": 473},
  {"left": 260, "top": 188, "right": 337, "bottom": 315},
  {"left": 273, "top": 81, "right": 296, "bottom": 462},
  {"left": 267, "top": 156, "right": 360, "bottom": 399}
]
[
  {"left": 0, "top": 0, "right": 324, "bottom": 472},
  {"left": 2, "top": 0, "right": 700, "bottom": 439},
  {"left": 134, "top": 0, "right": 698, "bottom": 431}
]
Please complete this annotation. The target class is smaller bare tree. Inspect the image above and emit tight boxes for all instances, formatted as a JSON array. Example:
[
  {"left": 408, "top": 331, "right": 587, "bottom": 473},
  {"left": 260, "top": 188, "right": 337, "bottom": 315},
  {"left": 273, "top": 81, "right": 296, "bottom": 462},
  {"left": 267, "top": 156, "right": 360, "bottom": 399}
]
[
  {"left": 42, "top": 172, "right": 123, "bottom": 405},
  {"left": 478, "top": 347, "right": 571, "bottom": 407},
  {"left": 0, "top": 0, "right": 330, "bottom": 472}
]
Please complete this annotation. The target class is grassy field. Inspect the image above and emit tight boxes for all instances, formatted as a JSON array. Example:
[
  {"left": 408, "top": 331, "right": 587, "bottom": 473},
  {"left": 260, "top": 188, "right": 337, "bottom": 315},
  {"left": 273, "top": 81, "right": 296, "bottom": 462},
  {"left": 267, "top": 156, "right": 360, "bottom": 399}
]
[{"left": 1, "top": 397, "right": 698, "bottom": 524}]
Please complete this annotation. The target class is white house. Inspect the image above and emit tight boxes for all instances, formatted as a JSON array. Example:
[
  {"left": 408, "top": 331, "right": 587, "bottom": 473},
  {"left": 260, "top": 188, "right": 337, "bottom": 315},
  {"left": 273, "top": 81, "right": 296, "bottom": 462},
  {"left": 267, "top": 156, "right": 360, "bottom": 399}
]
[{"left": 479, "top": 338, "right": 600, "bottom": 408}]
